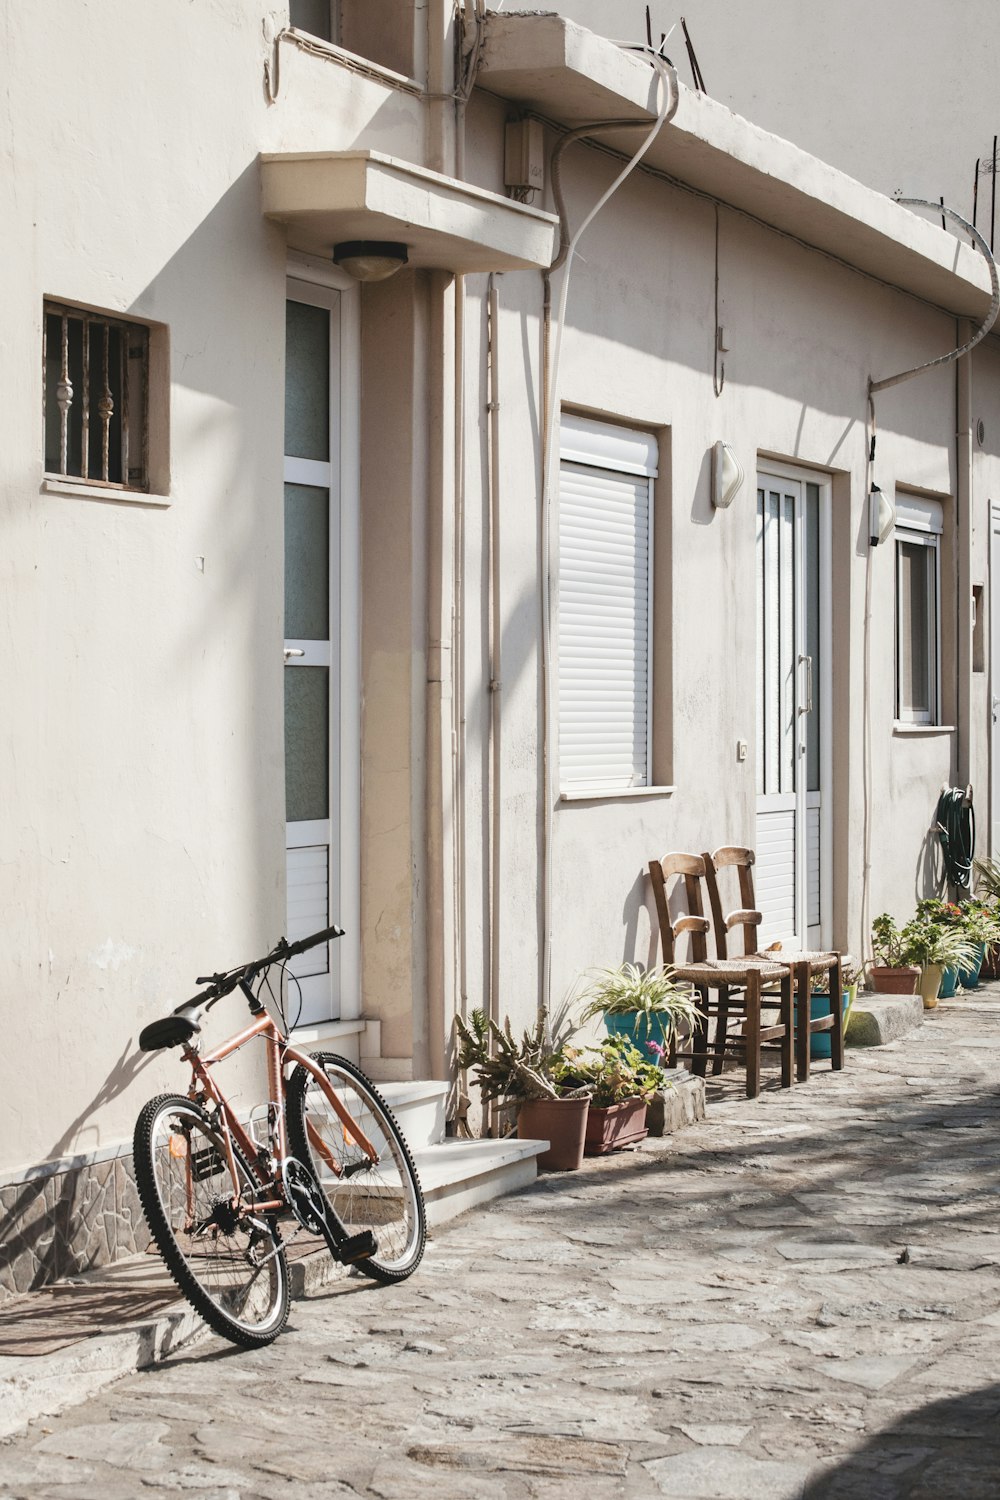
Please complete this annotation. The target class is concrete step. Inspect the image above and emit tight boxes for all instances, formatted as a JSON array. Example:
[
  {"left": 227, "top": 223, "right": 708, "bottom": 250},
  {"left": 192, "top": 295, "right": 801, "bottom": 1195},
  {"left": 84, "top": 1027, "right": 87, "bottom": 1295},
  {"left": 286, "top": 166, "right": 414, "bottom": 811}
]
[
  {"left": 374, "top": 1079, "right": 449, "bottom": 1150},
  {"left": 411, "top": 1137, "right": 546, "bottom": 1225}
]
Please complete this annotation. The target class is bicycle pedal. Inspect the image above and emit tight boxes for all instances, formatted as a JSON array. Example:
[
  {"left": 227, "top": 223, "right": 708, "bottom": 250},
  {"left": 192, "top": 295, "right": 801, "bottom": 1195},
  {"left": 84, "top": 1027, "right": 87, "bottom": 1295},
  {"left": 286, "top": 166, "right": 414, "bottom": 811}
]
[{"left": 337, "top": 1230, "right": 377, "bottom": 1264}]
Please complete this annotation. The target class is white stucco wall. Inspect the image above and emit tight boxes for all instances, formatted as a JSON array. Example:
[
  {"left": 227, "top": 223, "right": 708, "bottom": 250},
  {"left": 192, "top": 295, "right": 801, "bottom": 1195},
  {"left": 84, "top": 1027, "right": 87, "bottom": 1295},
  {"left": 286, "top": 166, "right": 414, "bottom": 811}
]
[
  {"left": 551, "top": 1, "right": 1000, "bottom": 224},
  {"left": 3, "top": 0, "right": 995, "bottom": 1196}
]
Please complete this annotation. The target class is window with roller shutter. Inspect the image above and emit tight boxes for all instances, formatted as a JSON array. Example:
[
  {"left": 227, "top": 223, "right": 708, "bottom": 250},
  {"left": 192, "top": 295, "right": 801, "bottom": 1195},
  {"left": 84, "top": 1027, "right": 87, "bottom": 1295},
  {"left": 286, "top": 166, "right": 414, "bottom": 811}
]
[{"left": 557, "top": 415, "right": 657, "bottom": 793}]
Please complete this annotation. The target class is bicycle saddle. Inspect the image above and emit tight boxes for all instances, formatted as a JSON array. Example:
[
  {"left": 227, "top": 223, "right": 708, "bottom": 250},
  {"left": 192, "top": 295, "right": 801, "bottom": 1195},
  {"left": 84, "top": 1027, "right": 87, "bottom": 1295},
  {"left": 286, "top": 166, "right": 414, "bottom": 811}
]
[{"left": 138, "top": 1013, "right": 201, "bottom": 1052}]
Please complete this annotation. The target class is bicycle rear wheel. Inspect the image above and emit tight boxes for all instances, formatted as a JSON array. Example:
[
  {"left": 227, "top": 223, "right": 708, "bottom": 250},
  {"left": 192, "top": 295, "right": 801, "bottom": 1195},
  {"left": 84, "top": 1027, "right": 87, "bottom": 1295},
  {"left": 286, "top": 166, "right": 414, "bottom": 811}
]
[
  {"left": 286, "top": 1054, "right": 426, "bottom": 1283},
  {"left": 133, "top": 1094, "right": 290, "bottom": 1347}
]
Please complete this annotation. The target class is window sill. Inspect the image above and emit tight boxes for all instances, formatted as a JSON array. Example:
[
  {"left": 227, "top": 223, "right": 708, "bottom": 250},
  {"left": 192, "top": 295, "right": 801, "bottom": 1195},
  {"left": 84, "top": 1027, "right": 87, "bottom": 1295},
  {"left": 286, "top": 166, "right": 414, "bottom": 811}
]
[
  {"left": 42, "top": 477, "right": 170, "bottom": 507},
  {"left": 560, "top": 784, "right": 676, "bottom": 803},
  {"left": 892, "top": 723, "right": 955, "bottom": 736},
  {"left": 290, "top": 1016, "right": 365, "bottom": 1046}
]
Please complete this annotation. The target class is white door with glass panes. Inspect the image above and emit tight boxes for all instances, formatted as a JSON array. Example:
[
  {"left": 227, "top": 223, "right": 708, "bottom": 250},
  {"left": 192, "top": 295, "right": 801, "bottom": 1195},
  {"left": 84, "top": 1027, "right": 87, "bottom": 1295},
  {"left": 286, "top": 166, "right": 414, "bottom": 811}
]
[
  {"left": 283, "top": 277, "right": 358, "bottom": 1027},
  {"left": 755, "top": 467, "right": 831, "bottom": 949}
]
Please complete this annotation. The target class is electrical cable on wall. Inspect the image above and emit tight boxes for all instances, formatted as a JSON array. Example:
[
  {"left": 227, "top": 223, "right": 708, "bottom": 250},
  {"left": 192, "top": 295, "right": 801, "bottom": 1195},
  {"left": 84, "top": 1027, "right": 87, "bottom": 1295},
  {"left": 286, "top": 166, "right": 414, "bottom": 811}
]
[{"left": 538, "top": 49, "right": 679, "bottom": 1016}]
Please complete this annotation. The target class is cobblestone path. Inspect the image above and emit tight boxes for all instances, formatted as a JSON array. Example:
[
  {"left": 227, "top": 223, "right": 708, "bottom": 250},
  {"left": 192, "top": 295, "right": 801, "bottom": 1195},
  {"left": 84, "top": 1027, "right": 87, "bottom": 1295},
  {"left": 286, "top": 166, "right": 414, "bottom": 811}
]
[{"left": 2, "top": 993, "right": 999, "bottom": 1499}]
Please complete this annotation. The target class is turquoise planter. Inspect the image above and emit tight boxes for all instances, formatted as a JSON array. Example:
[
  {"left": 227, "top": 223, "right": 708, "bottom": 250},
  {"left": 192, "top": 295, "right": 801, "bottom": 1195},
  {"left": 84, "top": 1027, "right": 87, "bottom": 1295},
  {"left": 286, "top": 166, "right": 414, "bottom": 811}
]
[
  {"left": 809, "top": 991, "right": 849, "bottom": 1059},
  {"left": 604, "top": 1010, "right": 674, "bottom": 1056},
  {"left": 958, "top": 943, "right": 986, "bottom": 990},
  {"left": 939, "top": 965, "right": 959, "bottom": 999}
]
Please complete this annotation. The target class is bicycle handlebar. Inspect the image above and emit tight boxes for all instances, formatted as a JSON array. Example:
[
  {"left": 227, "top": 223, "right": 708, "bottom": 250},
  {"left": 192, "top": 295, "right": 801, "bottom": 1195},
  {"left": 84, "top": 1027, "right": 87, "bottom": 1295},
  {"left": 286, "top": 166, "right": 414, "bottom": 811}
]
[{"left": 176, "top": 924, "right": 345, "bottom": 1014}]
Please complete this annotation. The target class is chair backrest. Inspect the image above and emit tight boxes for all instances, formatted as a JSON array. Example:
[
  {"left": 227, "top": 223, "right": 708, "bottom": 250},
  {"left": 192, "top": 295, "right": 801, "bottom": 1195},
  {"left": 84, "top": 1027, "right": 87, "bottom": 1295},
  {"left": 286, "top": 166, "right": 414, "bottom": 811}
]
[
  {"left": 704, "top": 846, "right": 762, "bottom": 958},
  {"left": 648, "top": 852, "right": 713, "bottom": 965}
]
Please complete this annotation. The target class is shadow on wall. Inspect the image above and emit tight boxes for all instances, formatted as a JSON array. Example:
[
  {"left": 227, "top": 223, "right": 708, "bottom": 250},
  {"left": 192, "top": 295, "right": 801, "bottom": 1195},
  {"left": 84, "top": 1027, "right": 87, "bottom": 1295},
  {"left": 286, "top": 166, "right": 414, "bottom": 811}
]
[{"left": 0, "top": 1044, "right": 158, "bottom": 1298}]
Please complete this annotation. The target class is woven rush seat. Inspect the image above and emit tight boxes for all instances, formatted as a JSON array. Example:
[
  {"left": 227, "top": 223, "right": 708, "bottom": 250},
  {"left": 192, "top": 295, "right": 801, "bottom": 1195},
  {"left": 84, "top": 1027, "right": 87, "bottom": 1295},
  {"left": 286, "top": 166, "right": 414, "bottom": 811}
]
[{"left": 672, "top": 958, "right": 789, "bottom": 983}]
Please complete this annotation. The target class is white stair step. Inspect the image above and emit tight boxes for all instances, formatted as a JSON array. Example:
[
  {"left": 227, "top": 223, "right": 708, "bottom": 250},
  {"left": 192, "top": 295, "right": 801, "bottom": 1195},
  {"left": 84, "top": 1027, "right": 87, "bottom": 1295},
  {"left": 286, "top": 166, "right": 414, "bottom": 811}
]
[
  {"left": 375, "top": 1080, "right": 449, "bottom": 1150},
  {"left": 410, "top": 1137, "right": 547, "bottom": 1226}
]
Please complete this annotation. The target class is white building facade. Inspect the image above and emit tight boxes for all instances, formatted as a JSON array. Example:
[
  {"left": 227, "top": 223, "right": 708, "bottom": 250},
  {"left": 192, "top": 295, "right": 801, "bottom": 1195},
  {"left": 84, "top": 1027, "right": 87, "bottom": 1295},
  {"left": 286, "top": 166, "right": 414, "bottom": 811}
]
[{"left": 2, "top": 1, "right": 999, "bottom": 1294}]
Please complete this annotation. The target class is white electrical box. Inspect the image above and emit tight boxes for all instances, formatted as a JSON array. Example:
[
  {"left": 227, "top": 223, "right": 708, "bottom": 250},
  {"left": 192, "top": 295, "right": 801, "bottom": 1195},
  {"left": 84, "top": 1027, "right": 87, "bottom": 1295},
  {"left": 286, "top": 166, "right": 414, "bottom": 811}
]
[{"left": 504, "top": 118, "right": 545, "bottom": 192}]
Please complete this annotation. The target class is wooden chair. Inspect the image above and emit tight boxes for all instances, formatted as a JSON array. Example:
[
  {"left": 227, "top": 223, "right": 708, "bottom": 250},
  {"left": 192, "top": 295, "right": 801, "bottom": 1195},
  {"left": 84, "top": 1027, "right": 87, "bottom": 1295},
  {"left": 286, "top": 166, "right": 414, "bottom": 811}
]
[
  {"left": 647, "top": 852, "right": 793, "bottom": 1098},
  {"left": 703, "top": 846, "right": 852, "bottom": 1082}
]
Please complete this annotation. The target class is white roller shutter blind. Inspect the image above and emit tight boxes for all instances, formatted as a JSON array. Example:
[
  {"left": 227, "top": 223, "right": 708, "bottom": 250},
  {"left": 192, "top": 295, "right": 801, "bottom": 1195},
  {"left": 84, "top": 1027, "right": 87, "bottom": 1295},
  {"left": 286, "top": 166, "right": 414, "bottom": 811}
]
[{"left": 558, "top": 415, "right": 657, "bottom": 791}]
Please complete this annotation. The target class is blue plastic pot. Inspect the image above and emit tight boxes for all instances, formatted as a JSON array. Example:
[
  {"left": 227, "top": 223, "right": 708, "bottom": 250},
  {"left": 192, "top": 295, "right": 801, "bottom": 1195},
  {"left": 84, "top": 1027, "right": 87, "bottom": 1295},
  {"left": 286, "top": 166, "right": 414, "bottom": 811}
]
[
  {"left": 939, "top": 964, "right": 959, "bottom": 999},
  {"left": 809, "top": 991, "right": 850, "bottom": 1059},
  {"left": 958, "top": 943, "right": 986, "bottom": 990},
  {"left": 604, "top": 1010, "right": 674, "bottom": 1056}
]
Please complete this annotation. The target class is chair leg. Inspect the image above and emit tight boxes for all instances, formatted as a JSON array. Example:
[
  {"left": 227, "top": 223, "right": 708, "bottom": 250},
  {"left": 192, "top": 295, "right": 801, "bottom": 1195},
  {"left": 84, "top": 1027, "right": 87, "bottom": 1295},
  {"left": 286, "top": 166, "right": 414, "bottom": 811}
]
[
  {"left": 691, "top": 985, "right": 710, "bottom": 1077},
  {"left": 830, "top": 954, "right": 845, "bottom": 1070},
  {"left": 795, "top": 960, "right": 812, "bottom": 1083},
  {"left": 779, "top": 972, "right": 793, "bottom": 1088},
  {"left": 712, "top": 985, "right": 731, "bottom": 1074},
  {"left": 744, "top": 969, "right": 761, "bottom": 1098}
]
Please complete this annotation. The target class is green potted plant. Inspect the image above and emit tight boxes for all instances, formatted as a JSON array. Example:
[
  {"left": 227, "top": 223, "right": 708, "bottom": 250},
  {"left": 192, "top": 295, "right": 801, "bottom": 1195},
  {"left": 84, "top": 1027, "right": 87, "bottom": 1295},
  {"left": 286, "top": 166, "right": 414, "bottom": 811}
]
[
  {"left": 973, "top": 858, "right": 1000, "bottom": 979},
  {"left": 576, "top": 962, "right": 700, "bottom": 1059},
  {"left": 903, "top": 913, "right": 978, "bottom": 1009},
  {"left": 957, "top": 899, "right": 1000, "bottom": 988},
  {"left": 869, "top": 913, "right": 920, "bottom": 994},
  {"left": 553, "top": 1034, "right": 665, "bottom": 1155},
  {"left": 455, "top": 1009, "right": 591, "bottom": 1171}
]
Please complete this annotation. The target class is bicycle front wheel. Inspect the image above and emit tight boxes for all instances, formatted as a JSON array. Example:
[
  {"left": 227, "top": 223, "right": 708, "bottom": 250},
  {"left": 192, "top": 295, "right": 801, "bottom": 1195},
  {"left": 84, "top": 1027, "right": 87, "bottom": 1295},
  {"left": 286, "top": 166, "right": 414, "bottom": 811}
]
[
  {"left": 133, "top": 1094, "right": 290, "bottom": 1347},
  {"left": 286, "top": 1054, "right": 426, "bottom": 1283}
]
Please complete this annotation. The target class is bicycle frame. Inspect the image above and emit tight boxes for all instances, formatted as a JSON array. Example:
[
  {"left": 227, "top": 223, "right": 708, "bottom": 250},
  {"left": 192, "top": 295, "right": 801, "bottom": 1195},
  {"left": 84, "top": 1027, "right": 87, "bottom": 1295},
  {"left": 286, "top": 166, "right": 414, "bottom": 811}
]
[{"left": 178, "top": 986, "right": 379, "bottom": 1219}]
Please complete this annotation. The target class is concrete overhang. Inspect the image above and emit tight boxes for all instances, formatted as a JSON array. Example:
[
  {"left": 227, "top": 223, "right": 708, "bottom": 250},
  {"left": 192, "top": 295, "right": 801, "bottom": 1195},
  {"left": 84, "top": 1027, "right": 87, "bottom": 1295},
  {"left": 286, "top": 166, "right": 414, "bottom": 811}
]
[
  {"left": 261, "top": 149, "right": 558, "bottom": 272},
  {"left": 480, "top": 13, "right": 994, "bottom": 320}
]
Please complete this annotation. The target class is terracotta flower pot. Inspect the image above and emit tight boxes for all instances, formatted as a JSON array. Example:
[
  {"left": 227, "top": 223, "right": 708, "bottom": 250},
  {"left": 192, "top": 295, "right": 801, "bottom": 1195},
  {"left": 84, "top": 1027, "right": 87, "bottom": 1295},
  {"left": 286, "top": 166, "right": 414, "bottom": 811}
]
[
  {"left": 517, "top": 1096, "right": 590, "bottom": 1171},
  {"left": 868, "top": 965, "right": 920, "bottom": 994},
  {"left": 583, "top": 1098, "right": 648, "bottom": 1155}
]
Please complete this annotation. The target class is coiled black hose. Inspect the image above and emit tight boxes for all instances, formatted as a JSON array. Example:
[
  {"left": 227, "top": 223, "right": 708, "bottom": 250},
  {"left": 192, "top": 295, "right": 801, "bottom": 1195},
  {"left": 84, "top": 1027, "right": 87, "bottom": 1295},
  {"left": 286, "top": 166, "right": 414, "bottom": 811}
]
[{"left": 935, "top": 787, "right": 975, "bottom": 891}]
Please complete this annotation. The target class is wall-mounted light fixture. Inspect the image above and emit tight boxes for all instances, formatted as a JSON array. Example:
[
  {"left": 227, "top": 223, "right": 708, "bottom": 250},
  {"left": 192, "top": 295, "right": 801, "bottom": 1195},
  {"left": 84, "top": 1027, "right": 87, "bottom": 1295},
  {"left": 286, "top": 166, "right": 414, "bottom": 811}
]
[
  {"left": 332, "top": 241, "right": 409, "bottom": 282},
  {"left": 712, "top": 440, "right": 745, "bottom": 509},
  {"left": 868, "top": 483, "right": 895, "bottom": 546}
]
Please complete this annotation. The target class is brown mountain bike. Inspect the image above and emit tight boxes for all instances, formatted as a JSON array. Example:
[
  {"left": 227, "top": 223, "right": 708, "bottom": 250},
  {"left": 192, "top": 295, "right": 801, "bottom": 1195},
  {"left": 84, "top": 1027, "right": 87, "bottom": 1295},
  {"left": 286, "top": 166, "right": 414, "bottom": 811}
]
[{"left": 132, "top": 925, "right": 425, "bottom": 1347}]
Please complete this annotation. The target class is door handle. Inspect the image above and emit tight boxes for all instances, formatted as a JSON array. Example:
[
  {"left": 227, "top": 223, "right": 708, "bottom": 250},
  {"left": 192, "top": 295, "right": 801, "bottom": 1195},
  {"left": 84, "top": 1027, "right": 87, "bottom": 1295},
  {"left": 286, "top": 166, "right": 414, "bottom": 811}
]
[
  {"left": 798, "top": 654, "right": 813, "bottom": 714},
  {"left": 284, "top": 648, "right": 305, "bottom": 661}
]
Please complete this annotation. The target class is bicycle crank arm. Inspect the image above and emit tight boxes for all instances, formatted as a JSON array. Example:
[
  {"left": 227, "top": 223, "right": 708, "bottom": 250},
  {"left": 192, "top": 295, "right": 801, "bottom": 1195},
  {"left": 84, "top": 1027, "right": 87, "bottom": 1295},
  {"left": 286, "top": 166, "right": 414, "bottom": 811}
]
[{"left": 281, "top": 1157, "right": 378, "bottom": 1265}]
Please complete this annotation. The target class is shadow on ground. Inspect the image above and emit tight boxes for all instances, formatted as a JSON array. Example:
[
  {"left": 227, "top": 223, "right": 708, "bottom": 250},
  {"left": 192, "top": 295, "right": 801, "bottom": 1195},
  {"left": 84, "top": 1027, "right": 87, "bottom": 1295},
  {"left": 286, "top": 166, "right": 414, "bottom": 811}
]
[{"left": 802, "top": 1381, "right": 1000, "bottom": 1498}]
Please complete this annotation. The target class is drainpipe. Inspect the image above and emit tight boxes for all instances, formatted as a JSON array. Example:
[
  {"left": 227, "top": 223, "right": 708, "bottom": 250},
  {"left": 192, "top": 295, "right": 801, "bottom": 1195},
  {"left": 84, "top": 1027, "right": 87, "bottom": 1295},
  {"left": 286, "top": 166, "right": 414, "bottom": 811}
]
[
  {"left": 957, "top": 319, "right": 973, "bottom": 791},
  {"left": 421, "top": 0, "right": 460, "bottom": 1081},
  {"left": 486, "top": 274, "right": 503, "bottom": 1132}
]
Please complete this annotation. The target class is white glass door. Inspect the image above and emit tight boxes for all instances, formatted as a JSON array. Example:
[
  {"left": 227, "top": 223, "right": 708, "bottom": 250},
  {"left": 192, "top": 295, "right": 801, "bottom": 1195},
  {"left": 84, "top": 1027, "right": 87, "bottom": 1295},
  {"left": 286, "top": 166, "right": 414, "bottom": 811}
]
[
  {"left": 755, "top": 469, "right": 829, "bottom": 947},
  {"left": 284, "top": 282, "right": 341, "bottom": 1024}
]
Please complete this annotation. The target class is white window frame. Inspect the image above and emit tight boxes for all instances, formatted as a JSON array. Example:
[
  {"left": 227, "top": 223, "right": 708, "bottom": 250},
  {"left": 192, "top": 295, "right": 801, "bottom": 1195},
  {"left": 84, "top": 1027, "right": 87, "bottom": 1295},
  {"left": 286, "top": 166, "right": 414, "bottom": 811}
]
[
  {"left": 894, "top": 493, "right": 943, "bottom": 726},
  {"left": 284, "top": 252, "right": 361, "bottom": 1030},
  {"left": 556, "top": 414, "right": 657, "bottom": 794}
]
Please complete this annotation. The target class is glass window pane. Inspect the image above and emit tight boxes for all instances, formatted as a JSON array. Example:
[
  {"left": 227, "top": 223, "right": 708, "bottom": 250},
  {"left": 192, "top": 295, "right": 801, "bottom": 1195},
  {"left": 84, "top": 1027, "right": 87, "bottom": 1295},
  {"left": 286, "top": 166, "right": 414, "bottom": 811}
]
[
  {"left": 285, "top": 300, "right": 329, "bottom": 461},
  {"left": 285, "top": 667, "right": 329, "bottom": 822},
  {"left": 285, "top": 483, "right": 330, "bottom": 641},
  {"left": 898, "top": 540, "right": 931, "bottom": 714},
  {"left": 805, "top": 483, "right": 820, "bottom": 792},
  {"left": 289, "top": 0, "right": 332, "bottom": 38}
]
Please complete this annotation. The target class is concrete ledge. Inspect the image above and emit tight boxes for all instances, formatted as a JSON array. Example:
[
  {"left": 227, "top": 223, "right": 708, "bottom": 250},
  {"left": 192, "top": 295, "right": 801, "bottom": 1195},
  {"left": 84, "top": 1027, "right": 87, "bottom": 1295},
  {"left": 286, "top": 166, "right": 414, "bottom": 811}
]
[
  {"left": 647, "top": 1072, "right": 706, "bottom": 1135},
  {"left": 846, "top": 993, "right": 924, "bottom": 1047}
]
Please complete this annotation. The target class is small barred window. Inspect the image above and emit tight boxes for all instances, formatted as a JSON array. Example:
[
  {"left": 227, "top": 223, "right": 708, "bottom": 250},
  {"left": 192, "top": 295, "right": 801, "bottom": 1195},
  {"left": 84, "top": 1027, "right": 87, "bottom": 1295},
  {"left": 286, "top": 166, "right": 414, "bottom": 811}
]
[{"left": 43, "top": 301, "right": 149, "bottom": 491}]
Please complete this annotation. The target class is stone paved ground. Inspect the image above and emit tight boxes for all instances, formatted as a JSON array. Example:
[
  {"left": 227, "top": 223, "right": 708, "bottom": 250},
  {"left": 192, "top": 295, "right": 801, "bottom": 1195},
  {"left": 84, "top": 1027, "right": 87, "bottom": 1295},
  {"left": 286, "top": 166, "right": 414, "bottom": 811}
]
[{"left": 2, "top": 992, "right": 999, "bottom": 1500}]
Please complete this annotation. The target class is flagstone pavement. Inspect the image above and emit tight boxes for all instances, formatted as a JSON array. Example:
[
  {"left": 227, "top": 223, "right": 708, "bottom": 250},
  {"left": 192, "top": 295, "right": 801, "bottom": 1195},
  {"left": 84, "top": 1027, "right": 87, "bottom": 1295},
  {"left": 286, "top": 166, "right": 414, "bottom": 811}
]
[{"left": 1, "top": 990, "right": 999, "bottom": 1499}]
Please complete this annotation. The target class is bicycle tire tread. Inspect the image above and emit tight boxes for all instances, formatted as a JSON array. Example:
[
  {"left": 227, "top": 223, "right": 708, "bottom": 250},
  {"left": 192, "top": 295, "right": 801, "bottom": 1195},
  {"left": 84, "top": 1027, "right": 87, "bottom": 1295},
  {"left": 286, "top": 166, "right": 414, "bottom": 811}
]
[{"left": 133, "top": 1093, "right": 290, "bottom": 1348}]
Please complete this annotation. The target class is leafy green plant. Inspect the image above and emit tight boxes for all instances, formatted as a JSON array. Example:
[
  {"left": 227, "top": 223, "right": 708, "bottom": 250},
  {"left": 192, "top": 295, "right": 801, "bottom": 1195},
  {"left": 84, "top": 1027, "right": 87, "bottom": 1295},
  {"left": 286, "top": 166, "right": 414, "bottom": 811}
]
[
  {"left": 576, "top": 962, "right": 699, "bottom": 1048},
  {"left": 455, "top": 1009, "right": 590, "bottom": 1103},
  {"left": 902, "top": 917, "right": 978, "bottom": 970},
  {"left": 553, "top": 1034, "right": 665, "bottom": 1107},
  {"left": 974, "top": 857, "right": 1000, "bottom": 903},
  {"left": 870, "top": 913, "right": 919, "bottom": 968},
  {"left": 957, "top": 899, "right": 1000, "bottom": 947}
]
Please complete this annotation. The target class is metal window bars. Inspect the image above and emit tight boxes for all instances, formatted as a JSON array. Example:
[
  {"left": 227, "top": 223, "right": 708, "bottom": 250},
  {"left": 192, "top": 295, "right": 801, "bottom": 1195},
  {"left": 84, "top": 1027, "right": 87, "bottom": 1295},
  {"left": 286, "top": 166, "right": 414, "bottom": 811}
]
[{"left": 43, "top": 301, "right": 149, "bottom": 490}]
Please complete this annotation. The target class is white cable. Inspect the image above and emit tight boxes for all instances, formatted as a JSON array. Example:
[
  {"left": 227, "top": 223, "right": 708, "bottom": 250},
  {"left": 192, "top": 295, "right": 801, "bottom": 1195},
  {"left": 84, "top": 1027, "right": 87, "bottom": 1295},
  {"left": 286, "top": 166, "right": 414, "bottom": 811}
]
[{"left": 539, "top": 53, "right": 679, "bottom": 1013}]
